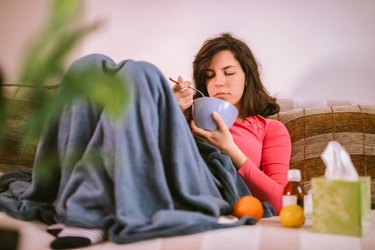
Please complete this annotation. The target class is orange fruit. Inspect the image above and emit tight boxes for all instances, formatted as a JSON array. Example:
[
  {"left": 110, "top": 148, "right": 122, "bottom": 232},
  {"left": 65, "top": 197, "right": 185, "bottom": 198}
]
[
  {"left": 279, "top": 205, "right": 305, "bottom": 228},
  {"left": 233, "top": 195, "right": 264, "bottom": 221}
]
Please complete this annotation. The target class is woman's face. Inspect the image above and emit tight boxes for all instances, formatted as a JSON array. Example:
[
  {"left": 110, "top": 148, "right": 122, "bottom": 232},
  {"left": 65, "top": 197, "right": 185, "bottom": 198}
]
[{"left": 205, "top": 50, "right": 246, "bottom": 110}]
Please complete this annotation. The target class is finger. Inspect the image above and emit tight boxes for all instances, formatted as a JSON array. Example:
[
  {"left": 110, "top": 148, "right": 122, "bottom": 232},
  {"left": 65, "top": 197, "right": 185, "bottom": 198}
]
[
  {"left": 190, "top": 120, "right": 199, "bottom": 134},
  {"left": 177, "top": 76, "right": 192, "bottom": 88},
  {"left": 170, "top": 77, "right": 190, "bottom": 89},
  {"left": 175, "top": 83, "right": 192, "bottom": 93},
  {"left": 212, "top": 112, "right": 227, "bottom": 130},
  {"left": 178, "top": 76, "right": 183, "bottom": 83},
  {"left": 191, "top": 120, "right": 211, "bottom": 137},
  {"left": 180, "top": 98, "right": 194, "bottom": 111},
  {"left": 190, "top": 120, "right": 204, "bottom": 135},
  {"left": 173, "top": 83, "right": 192, "bottom": 93},
  {"left": 177, "top": 89, "right": 194, "bottom": 100}
]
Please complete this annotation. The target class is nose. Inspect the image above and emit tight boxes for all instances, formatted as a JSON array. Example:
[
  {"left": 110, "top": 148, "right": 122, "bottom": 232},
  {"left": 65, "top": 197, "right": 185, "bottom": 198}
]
[{"left": 212, "top": 73, "right": 225, "bottom": 87}]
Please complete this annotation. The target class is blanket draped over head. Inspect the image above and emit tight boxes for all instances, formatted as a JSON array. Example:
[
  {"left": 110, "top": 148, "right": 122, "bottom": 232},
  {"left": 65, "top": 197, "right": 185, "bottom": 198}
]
[{"left": 0, "top": 54, "right": 274, "bottom": 244}]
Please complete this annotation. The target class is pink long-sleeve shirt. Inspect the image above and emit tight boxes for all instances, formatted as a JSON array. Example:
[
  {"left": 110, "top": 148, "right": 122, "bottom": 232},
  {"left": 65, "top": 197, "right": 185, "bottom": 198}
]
[{"left": 229, "top": 115, "right": 291, "bottom": 214}]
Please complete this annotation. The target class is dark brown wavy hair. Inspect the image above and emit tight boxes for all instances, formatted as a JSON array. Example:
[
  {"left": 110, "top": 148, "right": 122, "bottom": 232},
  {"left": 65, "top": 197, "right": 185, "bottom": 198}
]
[{"left": 193, "top": 33, "right": 279, "bottom": 118}]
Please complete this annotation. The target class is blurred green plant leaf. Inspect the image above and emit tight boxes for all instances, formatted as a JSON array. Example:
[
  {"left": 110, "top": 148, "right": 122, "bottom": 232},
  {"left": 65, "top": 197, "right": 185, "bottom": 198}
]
[
  {"left": 19, "top": 0, "right": 100, "bottom": 85},
  {"left": 14, "top": 0, "right": 133, "bottom": 141}
]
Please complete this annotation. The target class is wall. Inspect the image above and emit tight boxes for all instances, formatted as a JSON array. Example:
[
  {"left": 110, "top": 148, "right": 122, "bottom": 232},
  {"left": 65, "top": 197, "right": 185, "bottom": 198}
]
[
  {"left": 1, "top": 0, "right": 374, "bottom": 102},
  {"left": 0, "top": 0, "right": 49, "bottom": 83}
]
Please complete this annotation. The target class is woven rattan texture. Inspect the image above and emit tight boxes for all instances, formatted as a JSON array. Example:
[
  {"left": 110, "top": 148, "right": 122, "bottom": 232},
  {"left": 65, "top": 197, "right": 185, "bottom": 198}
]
[
  {"left": 0, "top": 84, "right": 58, "bottom": 172},
  {"left": 271, "top": 105, "right": 375, "bottom": 207}
]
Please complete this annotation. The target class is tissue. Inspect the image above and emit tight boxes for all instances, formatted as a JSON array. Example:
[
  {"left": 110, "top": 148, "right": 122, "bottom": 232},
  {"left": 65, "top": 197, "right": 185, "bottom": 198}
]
[
  {"left": 321, "top": 140, "right": 359, "bottom": 181},
  {"left": 312, "top": 141, "right": 372, "bottom": 236}
]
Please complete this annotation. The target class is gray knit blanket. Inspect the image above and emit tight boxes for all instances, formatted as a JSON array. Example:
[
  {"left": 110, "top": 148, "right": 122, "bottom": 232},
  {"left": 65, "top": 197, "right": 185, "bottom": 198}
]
[{"left": 0, "top": 54, "right": 274, "bottom": 244}]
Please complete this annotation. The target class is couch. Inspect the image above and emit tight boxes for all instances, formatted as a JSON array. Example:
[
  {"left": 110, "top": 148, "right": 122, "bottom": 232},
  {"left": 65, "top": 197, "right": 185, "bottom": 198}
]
[
  {"left": 0, "top": 84, "right": 374, "bottom": 207},
  {"left": 272, "top": 98, "right": 375, "bottom": 208},
  {"left": 0, "top": 83, "right": 374, "bottom": 249}
]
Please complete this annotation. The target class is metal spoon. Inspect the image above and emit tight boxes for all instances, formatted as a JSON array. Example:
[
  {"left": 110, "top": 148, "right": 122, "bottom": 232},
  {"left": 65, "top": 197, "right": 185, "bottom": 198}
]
[{"left": 169, "top": 77, "right": 205, "bottom": 97}]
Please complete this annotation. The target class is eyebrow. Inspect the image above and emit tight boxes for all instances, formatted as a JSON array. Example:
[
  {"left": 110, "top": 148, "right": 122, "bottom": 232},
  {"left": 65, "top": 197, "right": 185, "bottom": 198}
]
[{"left": 206, "top": 65, "right": 237, "bottom": 71}]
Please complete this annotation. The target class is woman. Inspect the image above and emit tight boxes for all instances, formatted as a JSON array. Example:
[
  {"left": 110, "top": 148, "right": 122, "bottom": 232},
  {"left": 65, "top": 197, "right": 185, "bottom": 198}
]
[{"left": 173, "top": 33, "right": 291, "bottom": 214}]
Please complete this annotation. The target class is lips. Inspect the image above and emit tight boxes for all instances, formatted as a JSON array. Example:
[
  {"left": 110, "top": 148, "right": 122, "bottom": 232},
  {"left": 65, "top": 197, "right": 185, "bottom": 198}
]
[{"left": 214, "top": 92, "right": 229, "bottom": 98}]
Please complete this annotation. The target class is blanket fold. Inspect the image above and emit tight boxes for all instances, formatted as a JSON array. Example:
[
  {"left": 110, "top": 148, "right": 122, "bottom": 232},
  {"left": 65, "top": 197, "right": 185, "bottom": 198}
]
[{"left": 0, "top": 54, "right": 274, "bottom": 244}]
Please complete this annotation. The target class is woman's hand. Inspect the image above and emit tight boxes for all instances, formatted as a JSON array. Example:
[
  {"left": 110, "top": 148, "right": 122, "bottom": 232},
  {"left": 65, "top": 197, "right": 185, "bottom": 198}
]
[
  {"left": 172, "top": 76, "right": 194, "bottom": 112},
  {"left": 191, "top": 112, "right": 247, "bottom": 169}
]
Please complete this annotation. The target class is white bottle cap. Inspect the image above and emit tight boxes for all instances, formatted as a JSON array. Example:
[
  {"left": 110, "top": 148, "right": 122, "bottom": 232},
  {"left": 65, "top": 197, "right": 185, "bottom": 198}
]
[{"left": 288, "top": 169, "right": 301, "bottom": 182}]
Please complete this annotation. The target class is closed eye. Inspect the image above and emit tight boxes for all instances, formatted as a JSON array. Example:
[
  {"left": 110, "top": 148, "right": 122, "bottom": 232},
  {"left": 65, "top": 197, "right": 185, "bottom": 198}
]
[{"left": 205, "top": 71, "right": 215, "bottom": 79}]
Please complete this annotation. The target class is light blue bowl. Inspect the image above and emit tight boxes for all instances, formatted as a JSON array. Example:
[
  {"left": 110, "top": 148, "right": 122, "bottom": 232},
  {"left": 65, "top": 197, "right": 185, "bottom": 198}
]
[{"left": 192, "top": 97, "right": 238, "bottom": 131}]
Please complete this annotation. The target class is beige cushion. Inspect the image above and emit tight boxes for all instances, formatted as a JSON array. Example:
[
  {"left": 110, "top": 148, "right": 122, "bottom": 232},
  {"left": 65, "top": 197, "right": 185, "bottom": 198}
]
[
  {"left": 271, "top": 105, "right": 375, "bottom": 207},
  {"left": 276, "top": 98, "right": 353, "bottom": 112}
]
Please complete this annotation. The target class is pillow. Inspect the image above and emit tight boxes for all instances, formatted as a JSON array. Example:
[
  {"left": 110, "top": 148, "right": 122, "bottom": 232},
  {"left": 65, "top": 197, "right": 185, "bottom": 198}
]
[
  {"left": 0, "top": 84, "right": 59, "bottom": 173},
  {"left": 270, "top": 105, "right": 375, "bottom": 207},
  {"left": 276, "top": 98, "right": 352, "bottom": 112}
]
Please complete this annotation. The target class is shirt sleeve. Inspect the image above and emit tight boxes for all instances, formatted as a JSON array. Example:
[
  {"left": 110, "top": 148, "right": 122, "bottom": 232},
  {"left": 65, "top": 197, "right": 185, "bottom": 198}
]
[{"left": 237, "top": 120, "right": 291, "bottom": 214}]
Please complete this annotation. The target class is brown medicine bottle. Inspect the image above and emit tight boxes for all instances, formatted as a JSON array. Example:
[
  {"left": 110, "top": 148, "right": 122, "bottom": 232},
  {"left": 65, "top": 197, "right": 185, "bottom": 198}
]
[{"left": 283, "top": 169, "right": 304, "bottom": 208}]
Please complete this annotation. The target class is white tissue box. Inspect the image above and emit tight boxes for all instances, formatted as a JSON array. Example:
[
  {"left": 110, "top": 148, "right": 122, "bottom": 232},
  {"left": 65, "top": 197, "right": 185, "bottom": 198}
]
[{"left": 311, "top": 176, "right": 372, "bottom": 237}]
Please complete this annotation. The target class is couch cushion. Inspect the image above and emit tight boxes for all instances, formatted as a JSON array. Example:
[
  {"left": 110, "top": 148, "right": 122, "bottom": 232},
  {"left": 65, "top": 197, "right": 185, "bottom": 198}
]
[
  {"left": 276, "top": 98, "right": 353, "bottom": 112},
  {"left": 0, "top": 84, "right": 59, "bottom": 173},
  {"left": 270, "top": 105, "right": 375, "bottom": 207}
]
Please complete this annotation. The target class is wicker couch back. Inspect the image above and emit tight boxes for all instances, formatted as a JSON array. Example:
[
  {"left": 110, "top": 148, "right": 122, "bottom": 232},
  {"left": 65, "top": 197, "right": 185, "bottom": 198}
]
[
  {"left": 0, "top": 84, "right": 58, "bottom": 172},
  {"left": 270, "top": 105, "right": 375, "bottom": 207}
]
